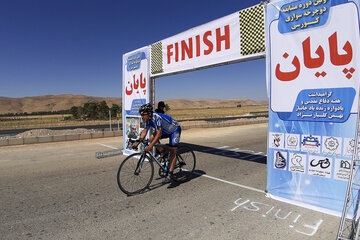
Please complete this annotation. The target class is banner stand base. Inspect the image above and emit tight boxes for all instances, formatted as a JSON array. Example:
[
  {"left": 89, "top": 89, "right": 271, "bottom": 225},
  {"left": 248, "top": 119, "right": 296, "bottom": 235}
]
[{"left": 266, "top": 193, "right": 342, "bottom": 217}]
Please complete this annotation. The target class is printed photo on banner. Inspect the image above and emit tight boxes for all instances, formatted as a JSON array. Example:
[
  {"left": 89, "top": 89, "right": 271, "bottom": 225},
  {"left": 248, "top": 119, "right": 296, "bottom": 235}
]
[{"left": 125, "top": 116, "right": 141, "bottom": 144}]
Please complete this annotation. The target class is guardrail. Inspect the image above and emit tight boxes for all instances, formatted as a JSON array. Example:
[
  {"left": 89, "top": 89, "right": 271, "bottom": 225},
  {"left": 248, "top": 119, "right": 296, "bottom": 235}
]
[{"left": 0, "top": 130, "right": 122, "bottom": 147}]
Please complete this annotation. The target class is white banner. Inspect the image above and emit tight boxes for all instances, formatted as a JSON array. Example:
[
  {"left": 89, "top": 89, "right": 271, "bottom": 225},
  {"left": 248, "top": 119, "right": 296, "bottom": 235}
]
[
  {"left": 154, "top": 12, "right": 241, "bottom": 76},
  {"left": 270, "top": 3, "right": 360, "bottom": 113},
  {"left": 122, "top": 47, "right": 150, "bottom": 155}
]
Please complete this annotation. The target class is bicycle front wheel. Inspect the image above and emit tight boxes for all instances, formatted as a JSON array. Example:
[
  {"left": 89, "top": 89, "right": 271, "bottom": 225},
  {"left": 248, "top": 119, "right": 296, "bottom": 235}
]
[{"left": 117, "top": 153, "right": 154, "bottom": 195}]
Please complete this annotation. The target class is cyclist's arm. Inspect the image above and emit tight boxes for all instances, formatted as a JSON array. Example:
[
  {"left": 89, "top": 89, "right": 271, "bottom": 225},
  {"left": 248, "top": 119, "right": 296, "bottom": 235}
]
[
  {"left": 148, "top": 129, "right": 162, "bottom": 149},
  {"left": 145, "top": 114, "right": 162, "bottom": 151},
  {"left": 140, "top": 129, "right": 148, "bottom": 138}
]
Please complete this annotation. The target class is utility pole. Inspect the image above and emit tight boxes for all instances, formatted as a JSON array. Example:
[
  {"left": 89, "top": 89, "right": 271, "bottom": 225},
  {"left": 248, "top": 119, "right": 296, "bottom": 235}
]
[
  {"left": 117, "top": 112, "right": 120, "bottom": 131},
  {"left": 109, "top": 110, "right": 112, "bottom": 132}
]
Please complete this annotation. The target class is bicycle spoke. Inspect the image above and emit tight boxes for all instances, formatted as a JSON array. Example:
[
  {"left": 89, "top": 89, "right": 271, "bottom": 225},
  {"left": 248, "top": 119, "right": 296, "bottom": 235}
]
[{"left": 117, "top": 153, "right": 154, "bottom": 195}]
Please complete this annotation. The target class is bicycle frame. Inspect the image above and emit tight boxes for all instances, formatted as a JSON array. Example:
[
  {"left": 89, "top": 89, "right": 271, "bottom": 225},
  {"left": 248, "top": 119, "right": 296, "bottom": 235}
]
[
  {"left": 134, "top": 145, "right": 169, "bottom": 175},
  {"left": 129, "top": 138, "right": 184, "bottom": 176}
]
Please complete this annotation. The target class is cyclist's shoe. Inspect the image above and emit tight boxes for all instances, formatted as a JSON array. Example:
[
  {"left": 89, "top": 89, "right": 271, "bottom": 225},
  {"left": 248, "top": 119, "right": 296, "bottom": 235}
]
[{"left": 163, "top": 174, "right": 175, "bottom": 184}]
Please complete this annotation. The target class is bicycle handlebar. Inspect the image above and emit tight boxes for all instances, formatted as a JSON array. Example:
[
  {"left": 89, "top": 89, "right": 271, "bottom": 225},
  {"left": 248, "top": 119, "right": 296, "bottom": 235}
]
[
  {"left": 128, "top": 138, "right": 149, "bottom": 144},
  {"left": 127, "top": 138, "right": 150, "bottom": 151}
]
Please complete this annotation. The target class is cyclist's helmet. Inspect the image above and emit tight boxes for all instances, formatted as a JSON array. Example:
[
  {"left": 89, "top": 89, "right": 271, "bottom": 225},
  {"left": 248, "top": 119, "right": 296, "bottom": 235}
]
[{"left": 139, "top": 103, "right": 153, "bottom": 115}]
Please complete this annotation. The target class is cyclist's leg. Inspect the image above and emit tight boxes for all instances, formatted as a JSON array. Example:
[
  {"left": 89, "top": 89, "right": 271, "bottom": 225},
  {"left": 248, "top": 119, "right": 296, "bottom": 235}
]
[
  {"left": 151, "top": 130, "right": 164, "bottom": 153},
  {"left": 168, "top": 127, "right": 181, "bottom": 173}
]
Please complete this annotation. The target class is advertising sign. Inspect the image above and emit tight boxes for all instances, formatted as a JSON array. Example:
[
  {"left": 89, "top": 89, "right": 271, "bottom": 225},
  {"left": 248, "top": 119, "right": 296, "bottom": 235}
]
[
  {"left": 122, "top": 47, "right": 150, "bottom": 155},
  {"left": 266, "top": 0, "right": 360, "bottom": 214}
]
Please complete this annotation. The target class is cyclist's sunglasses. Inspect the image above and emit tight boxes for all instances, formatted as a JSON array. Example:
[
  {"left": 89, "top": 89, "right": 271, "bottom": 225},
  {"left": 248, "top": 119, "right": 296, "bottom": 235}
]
[{"left": 140, "top": 113, "right": 149, "bottom": 117}]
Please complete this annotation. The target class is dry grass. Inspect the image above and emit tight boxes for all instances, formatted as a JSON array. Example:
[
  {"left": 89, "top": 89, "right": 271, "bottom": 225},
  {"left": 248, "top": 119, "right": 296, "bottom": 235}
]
[
  {"left": 167, "top": 105, "right": 268, "bottom": 120},
  {"left": 0, "top": 105, "right": 268, "bottom": 130},
  {"left": 0, "top": 115, "right": 117, "bottom": 130}
]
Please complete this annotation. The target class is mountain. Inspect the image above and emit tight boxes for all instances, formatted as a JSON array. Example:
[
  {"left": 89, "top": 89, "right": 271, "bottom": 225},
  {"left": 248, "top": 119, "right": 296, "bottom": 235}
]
[
  {"left": 0, "top": 95, "right": 122, "bottom": 114},
  {"left": 0, "top": 94, "right": 267, "bottom": 114}
]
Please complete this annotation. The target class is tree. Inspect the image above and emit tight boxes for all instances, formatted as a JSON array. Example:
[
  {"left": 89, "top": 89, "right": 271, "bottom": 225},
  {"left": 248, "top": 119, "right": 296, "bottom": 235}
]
[
  {"left": 110, "top": 104, "right": 121, "bottom": 118},
  {"left": 97, "top": 101, "right": 109, "bottom": 119},
  {"left": 68, "top": 101, "right": 117, "bottom": 120},
  {"left": 70, "top": 106, "right": 80, "bottom": 119},
  {"left": 83, "top": 101, "right": 98, "bottom": 119}
]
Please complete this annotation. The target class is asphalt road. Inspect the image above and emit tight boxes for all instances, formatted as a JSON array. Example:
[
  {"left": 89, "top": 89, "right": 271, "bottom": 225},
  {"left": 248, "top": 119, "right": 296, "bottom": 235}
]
[{"left": 0, "top": 123, "right": 340, "bottom": 239}]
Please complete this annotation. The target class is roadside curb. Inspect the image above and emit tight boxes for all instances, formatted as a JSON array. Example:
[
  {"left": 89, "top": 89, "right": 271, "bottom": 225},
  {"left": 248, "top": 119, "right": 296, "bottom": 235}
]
[{"left": 0, "top": 118, "right": 268, "bottom": 147}]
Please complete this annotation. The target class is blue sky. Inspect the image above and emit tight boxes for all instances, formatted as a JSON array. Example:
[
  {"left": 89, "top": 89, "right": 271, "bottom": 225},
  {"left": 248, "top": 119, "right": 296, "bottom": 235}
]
[{"left": 0, "top": 0, "right": 267, "bottom": 101}]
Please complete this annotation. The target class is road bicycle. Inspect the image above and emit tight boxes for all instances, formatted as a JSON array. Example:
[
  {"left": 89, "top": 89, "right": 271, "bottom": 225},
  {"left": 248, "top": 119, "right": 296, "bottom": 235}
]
[{"left": 117, "top": 138, "right": 196, "bottom": 195}]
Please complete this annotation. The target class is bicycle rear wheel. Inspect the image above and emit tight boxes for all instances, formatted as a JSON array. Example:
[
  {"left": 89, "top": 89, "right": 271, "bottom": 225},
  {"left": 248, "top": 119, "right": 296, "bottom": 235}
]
[
  {"left": 172, "top": 146, "right": 196, "bottom": 182},
  {"left": 117, "top": 153, "right": 154, "bottom": 195}
]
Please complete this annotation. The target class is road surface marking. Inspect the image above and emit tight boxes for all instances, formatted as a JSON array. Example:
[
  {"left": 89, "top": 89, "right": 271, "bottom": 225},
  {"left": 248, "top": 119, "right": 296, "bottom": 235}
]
[
  {"left": 231, "top": 197, "right": 324, "bottom": 237},
  {"left": 192, "top": 171, "right": 265, "bottom": 193},
  {"left": 96, "top": 143, "right": 120, "bottom": 150}
]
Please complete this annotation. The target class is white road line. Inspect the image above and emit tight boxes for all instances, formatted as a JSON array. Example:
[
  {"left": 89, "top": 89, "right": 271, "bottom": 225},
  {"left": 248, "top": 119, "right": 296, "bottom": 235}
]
[
  {"left": 192, "top": 171, "right": 265, "bottom": 193},
  {"left": 96, "top": 143, "right": 119, "bottom": 150}
]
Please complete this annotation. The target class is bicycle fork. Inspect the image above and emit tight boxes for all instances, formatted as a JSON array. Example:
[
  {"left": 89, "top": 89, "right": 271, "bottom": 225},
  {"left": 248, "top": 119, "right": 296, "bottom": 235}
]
[{"left": 134, "top": 153, "right": 147, "bottom": 175}]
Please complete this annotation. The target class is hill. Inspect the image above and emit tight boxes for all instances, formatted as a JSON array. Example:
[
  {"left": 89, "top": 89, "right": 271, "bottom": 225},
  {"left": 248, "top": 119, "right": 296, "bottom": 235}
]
[
  {"left": 0, "top": 95, "right": 122, "bottom": 114},
  {"left": 0, "top": 95, "right": 267, "bottom": 114}
]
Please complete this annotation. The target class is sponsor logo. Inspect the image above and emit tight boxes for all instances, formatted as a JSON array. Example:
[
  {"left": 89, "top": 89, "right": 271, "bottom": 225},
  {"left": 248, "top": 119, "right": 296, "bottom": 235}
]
[
  {"left": 302, "top": 135, "right": 320, "bottom": 147},
  {"left": 275, "top": 151, "right": 287, "bottom": 169},
  {"left": 310, "top": 158, "right": 330, "bottom": 169},
  {"left": 340, "top": 160, "right": 351, "bottom": 169},
  {"left": 324, "top": 137, "right": 339, "bottom": 151},
  {"left": 287, "top": 135, "right": 298, "bottom": 148}
]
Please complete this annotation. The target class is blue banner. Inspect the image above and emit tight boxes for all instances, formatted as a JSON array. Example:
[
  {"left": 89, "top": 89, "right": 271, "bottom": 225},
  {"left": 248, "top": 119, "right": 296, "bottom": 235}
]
[{"left": 266, "top": 0, "right": 360, "bottom": 214}]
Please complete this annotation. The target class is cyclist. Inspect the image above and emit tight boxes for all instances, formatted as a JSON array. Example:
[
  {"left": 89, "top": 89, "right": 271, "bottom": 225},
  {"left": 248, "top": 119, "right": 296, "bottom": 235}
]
[{"left": 133, "top": 103, "right": 181, "bottom": 183}]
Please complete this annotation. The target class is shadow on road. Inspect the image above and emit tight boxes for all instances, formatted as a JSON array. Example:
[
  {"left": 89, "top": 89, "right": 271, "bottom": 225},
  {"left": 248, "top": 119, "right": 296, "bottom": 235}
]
[
  {"left": 180, "top": 142, "right": 267, "bottom": 164},
  {"left": 124, "top": 170, "right": 206, "bottom": 196}
]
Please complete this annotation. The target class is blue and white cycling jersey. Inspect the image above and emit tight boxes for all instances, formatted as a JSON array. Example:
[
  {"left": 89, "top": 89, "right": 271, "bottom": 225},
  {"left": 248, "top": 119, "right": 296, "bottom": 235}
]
[
  {"left": 144, "top": 113, "right": 180, "bottom": 137},
  {"left": 144, "top": 113, "right": 181, "bottom": 146}
]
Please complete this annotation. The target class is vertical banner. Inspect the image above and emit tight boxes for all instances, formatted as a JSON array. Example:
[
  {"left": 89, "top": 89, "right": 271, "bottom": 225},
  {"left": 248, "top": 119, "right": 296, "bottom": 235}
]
[
  {"left": 266, "top": 0, "right": 360, "bottom": 214},
  {"left": 122, "top": 47, "right": 150, "bottom": 155}
]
